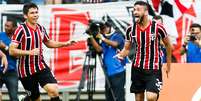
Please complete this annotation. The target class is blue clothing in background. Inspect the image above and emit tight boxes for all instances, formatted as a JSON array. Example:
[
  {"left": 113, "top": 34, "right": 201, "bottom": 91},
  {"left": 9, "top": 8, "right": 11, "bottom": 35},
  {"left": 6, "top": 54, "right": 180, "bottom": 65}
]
[
  {"left": 0, "top": 32, "right": 17, "bottom": 72},
  {"left": 101, "top": 32, "right": 128, "bottom": 76},
  {"left": 187, "top": 41, "right": 201, "bottom": 63},
  {"left": 0, "top": 32, "right": 18, "bottom": 101},
  {"left": 161, "top": 46, "right": 167, "bottom": 63}
]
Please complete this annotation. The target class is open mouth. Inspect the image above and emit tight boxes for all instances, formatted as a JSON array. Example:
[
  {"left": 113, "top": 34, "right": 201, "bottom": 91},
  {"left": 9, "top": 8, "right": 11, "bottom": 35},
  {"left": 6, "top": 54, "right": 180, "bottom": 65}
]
[
  {"left": 32, "top": 18, "right": 38, "bottom": 22},
  {"left": 135, "top": 15, "right": 139, "bottom": 18},
  {"left": 134, "top": 16, "right": 140, "bottom": 22}
]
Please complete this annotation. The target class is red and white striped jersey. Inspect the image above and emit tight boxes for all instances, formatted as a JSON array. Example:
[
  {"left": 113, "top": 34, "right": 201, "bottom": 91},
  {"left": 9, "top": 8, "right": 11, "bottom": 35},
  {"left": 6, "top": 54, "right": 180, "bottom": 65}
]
[
  {"left": 126, "top": 20, "right": 168, "bottom": 70},
  {"left": 11, "top": 22, "right": 50, "bottom": 78}
]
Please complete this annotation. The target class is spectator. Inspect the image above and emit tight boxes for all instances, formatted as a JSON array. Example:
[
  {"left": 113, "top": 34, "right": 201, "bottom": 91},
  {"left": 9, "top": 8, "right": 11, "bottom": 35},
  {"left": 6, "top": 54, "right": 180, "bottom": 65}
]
[
  {"left": 89, "top": 21, "right": 128, "bottom": 101},
  {"left": 181, "top": 23, "right": 201, "bottom": 63},
  {"left": 9, "top": 2, "right": 76, "bottom": 101},
  {"left": 0, "top": 18, "right": 18, "bottom": 101}
]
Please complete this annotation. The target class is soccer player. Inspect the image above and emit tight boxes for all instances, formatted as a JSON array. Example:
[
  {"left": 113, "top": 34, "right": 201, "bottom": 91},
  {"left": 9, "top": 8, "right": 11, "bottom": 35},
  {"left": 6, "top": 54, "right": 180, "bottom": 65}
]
[
  {"left": 116, "top": 1, "right": 172, "bottom": 101},
  {"left": 9, "top": 2, "right": 75, "bottom": 101}
]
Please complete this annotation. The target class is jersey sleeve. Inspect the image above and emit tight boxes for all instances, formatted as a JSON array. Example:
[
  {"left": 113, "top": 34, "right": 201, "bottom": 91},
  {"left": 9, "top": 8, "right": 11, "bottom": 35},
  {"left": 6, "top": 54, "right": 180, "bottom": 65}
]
[
  {"left": 157, "top": 24, "right": 168, "bottom": 39},
  {"left": 41, "top": 26, "right": 50, "bottom": 42},
  {"left": 125, "top": 26, "right": 132, "bottom": 41},
  {"left": 11, "top": 26, "right": 24, "bottom": 45}
]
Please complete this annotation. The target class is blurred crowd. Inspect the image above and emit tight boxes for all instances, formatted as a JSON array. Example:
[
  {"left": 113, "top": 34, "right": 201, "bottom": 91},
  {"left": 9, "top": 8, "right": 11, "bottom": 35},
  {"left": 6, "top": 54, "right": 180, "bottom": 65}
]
[{"left": 0, "top": 0, "right": 131, "bottom": 4}]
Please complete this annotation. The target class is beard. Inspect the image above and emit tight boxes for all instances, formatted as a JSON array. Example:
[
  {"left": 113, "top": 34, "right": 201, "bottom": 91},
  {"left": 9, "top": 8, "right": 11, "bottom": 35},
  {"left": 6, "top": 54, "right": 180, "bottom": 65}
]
[
  {"left": 139, "top": 15, "right": 144, "bottom": 24},
  {"left": 135, "top": 15, "right": 144, "bottom": 24}
]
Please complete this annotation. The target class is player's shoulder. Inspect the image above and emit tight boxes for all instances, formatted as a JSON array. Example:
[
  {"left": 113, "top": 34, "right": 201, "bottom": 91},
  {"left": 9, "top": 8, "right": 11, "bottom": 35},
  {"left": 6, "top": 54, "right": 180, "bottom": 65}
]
[
  {"left": 36, "top": 23, "right": 43, "bottom": 27},
  {"left": 15, "top": 25, "right": 24, "bottom": 32},
  {"left": 151, "top": 20, "right": 164, "bottom": 28},
  {"left": 18, "top": 24, "right": 23, "bottom": 28},
  {"left": 126, "top": 25, "right": 132, "bottom": 33},
  {"left": 36, "top": 23, "right": 45, "bottom": 30}
]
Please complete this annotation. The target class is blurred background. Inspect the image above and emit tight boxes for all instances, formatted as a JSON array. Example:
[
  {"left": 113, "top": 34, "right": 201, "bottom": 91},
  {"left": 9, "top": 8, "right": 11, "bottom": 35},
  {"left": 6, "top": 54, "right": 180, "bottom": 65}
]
[{"left": 1, "top": 0, "right": 201, "bottom": 101}]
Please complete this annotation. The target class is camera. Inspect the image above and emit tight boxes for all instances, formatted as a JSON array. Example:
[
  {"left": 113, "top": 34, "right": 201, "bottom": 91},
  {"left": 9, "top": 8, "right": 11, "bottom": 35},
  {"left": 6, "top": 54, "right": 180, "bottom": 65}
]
[
  {"left": 85, "top": 20, "right": 104, "bottom": 37},
  {"left": 85, "top": 20, "right": 105, "bottom": 53},
  {"left": 189, "top": 34, "right": 197, "bottom": 41}
]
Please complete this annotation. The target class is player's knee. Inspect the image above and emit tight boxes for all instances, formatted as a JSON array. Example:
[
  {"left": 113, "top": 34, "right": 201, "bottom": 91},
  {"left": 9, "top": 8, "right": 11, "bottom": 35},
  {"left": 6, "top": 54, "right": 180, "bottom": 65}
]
[
  {"left": 146, "top": 92, "right": 158, "bottom": 101},
  {"left": 147, "top": 96, "right": 157, "bottom": 101},
  {"left": 135, "top": 93, "right": 144, "bottom": 101},
  {"left": 44, "top": 84, "right": 59, "bottom": 97},
  {"left": 47, "top": 87, "right": 59, "bottom": 97}
]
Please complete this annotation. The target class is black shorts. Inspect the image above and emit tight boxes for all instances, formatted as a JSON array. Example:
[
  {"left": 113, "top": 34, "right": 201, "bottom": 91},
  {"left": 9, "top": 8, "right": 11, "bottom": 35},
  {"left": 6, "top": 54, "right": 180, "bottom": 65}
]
[
  {"left": 130, "top": 67, "right": 162, "bottom": 94},
  {"left": 20, "top": 68, "right": 57, "bottom": 100}
]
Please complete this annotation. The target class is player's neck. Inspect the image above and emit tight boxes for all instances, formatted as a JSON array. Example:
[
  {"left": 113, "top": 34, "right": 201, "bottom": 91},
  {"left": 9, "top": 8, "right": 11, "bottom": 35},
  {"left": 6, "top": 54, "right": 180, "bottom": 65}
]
[
  {"left": 26, "top": 21, "right": 37, "bottom": 30},
  {"left": 139, "top": 18, "right": 150, "bottom": 29}
]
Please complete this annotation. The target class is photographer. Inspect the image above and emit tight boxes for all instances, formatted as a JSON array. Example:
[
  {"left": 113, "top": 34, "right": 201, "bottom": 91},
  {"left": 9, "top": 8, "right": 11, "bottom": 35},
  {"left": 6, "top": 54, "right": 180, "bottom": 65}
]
[
  {"left": 181, "top": 23, "right": 201, "bottom": 62},
  {"left": 89, "top": 21, "right": 128, "bottom": 101}
]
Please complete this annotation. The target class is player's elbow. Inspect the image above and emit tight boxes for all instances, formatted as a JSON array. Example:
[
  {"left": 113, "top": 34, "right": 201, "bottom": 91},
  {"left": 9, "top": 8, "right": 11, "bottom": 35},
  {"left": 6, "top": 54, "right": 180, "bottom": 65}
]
[
  {"left": 9, "top": 47, "right": 17, "bottom": 57},
  {"left": 166, "top": 43, "right": 173, "bottom": 51}
]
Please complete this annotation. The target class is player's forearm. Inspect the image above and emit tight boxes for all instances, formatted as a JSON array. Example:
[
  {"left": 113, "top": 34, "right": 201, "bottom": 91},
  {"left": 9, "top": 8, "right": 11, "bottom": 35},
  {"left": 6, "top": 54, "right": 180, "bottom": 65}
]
[
  {"left": 9, "top": 47, "right": 31, "bottom": 57},
  {"left": 45, "top": 40, "right": 65, "bottom": 48},
  {"left": 45, "top": 38, "right": 76, "bottom": 49},
  {"left": 162, "top": 37, "right": 172, "bottom": 64},
  {"left": 166, "top": 43, "right": 172, "bottom": 65}
]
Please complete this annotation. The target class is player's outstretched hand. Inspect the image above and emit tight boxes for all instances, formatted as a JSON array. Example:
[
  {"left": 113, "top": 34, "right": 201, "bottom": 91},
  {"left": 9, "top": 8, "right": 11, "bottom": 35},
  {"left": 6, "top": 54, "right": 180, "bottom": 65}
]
[
  {"left": 30, "top": 48, "right": 40, "bottom": 56},
  {"left": 164, "top": 64, "right": 171, "bottom": 78},
  {"left": 65, "top": 40, "right": 77, "bottom": 46}
]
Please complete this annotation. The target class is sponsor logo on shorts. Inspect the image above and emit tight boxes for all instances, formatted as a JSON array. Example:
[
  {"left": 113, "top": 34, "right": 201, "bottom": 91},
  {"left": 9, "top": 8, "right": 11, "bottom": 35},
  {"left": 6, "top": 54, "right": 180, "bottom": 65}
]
[
  {"left": 25, "top": 90, "right": 32, "bottom": 96},
  {"left": 155, "top": 78, "right": 162, "bottom": 91}
]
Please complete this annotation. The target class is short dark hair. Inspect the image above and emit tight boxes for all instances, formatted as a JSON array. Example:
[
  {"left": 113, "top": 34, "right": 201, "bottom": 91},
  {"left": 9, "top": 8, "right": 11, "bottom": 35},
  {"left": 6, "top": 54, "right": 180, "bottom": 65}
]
[
  {"left": 7, "top": 18, "right": 17, "bottom": 27},
  {"left": 23, "top": 2, "right": 38, "bottom": 15},
  {"left": 104, "top": 21, "right": 112, "bottom": 28},
  {"left": 190, "top": 23, "right": 201, "bottom": 30},
  {"left": 99, "top": 21, "right": 112, "bottom": 31},
  {"left": 134, "top": 1, "right": 148, "bottom": 10}
]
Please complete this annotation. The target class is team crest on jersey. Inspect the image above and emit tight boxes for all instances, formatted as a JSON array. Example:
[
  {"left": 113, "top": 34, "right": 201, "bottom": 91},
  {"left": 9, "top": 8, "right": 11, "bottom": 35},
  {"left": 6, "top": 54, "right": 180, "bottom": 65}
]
[{"left": 151, "top": 34, "right": 156, "bottom": 41}]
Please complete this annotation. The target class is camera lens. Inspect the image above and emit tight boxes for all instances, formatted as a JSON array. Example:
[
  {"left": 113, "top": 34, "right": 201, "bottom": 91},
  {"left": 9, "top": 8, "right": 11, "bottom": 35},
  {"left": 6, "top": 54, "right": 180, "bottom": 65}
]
[{"left": 189, "top": 35, "right": 196, "bottom": 41}]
